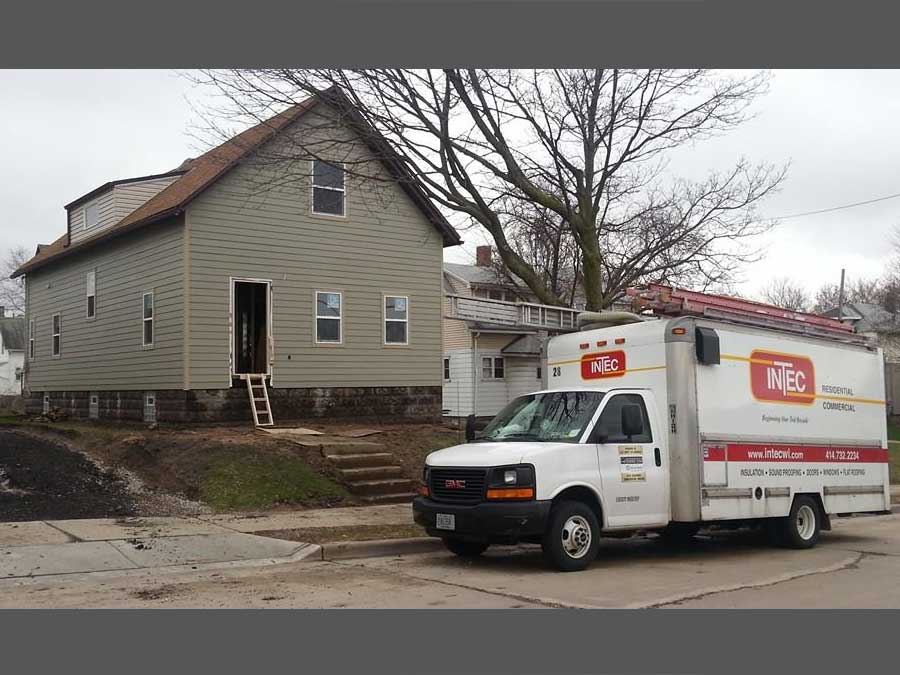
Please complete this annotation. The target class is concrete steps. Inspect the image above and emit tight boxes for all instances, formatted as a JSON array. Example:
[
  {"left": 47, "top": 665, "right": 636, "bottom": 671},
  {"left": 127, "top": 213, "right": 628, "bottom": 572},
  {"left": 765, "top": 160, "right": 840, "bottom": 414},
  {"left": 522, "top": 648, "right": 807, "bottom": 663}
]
[
  {"left": 326, "top": 453, "right": 395, "bottom": 469},
  {"left": 338, "top": 466, "right": 405, "bottom": 481},
  {"left": 318, "top": 439, "right": 417, "bottom": 504},
  {"left": 349, "top": 478, "right": 417, "bottom": 497}
]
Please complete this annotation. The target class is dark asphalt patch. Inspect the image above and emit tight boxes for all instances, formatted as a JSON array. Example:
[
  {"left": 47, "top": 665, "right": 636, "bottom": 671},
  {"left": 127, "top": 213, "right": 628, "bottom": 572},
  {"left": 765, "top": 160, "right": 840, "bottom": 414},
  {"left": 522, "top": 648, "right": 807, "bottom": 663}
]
[{"left": 0, "top": 429, "right": 136, "bottom": 522}]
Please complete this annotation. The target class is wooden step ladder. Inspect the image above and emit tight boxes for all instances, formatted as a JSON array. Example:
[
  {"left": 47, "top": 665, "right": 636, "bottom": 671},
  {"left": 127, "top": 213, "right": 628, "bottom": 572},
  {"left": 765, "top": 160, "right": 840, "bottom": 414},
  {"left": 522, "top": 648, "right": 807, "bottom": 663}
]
[{"left": 245, "top": 374, "right": 274, "bottom": 427}]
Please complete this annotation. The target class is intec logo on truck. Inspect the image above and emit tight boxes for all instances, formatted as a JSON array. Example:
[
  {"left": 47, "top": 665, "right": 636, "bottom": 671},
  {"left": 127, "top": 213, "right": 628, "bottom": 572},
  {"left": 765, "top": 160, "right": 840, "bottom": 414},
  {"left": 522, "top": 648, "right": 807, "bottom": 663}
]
[
  {"left": 749, "top": 350, "right": 815, "bottom": 405},
  {"left": 581, "top": 350, "right": 627, "bottom": 379}
]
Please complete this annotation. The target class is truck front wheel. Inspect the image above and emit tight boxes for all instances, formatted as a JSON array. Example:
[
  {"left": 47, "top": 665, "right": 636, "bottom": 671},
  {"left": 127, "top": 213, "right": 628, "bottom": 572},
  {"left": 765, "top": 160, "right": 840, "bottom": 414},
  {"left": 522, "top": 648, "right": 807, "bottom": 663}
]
[
  {"left": 780, "top": 496, "right": 822, "bottom": 549},
  {"left": 542, "top": 501, "right": 600, "bottom": 572}
]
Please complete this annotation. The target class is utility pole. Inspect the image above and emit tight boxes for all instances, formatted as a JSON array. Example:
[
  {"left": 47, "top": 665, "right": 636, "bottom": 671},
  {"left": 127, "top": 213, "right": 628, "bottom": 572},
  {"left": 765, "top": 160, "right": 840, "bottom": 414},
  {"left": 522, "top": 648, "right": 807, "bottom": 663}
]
[{"left": 837, "top": 268, "right": 846, "bottom": 321}]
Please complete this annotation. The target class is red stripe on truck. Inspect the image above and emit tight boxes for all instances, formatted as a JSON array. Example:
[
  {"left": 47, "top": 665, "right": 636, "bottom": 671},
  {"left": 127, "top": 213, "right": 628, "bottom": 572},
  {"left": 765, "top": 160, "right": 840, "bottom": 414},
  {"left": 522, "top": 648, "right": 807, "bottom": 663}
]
[{"left": 703, "top": 444, "right": 888, "bottom": 463}]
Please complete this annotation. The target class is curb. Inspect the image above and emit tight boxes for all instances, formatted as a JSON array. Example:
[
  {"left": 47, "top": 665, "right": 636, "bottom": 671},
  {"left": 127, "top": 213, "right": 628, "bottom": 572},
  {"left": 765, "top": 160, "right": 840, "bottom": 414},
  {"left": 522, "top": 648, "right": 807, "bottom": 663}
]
[{"left": 318, "top": 537, "right": 444, "bottom": 561}]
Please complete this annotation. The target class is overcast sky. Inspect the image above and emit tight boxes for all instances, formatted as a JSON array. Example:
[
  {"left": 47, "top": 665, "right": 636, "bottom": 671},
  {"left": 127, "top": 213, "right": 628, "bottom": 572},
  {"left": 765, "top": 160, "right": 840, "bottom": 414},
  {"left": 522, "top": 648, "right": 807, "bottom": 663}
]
[{"left": 2, "top": 69, "right": 899, "bottom": 298}]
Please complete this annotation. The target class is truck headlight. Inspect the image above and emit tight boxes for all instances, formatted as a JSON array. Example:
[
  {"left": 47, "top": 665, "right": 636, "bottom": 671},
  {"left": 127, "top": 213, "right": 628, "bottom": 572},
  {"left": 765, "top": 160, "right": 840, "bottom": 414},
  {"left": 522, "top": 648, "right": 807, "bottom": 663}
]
[{"left": 487, "top": 465, "right": 535, "bottom": 500}]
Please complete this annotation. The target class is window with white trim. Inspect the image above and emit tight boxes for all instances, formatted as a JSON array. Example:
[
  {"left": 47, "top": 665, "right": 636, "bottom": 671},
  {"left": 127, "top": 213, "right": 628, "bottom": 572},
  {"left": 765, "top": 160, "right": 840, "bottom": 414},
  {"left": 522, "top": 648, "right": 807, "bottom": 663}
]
[
  {"left": 482, "top": 356, "right": 505, "bottom": 380},
  {"left": 28, "top": 319, "right": 34, "bottom": 359},
  {"left": 443, "top": 357, "right": 451, "bottom": 381},
  {"left": 142, "top": 292, "right": 154, "bottom": 346},
  {"left": 86, "top": 270, "right": 96, "bottom": 319},
  {"left": 384, "top": 295, "right": 408, "bottom": 345},
  {"left": 311, "top": 160, "right": 345, "bottom": 216},
  {"left": 83, "top": 202, "right": 100, "bottom": 230},
  {"left": 315, "top": 291, "right": 342, "bottom": 343},
  {"left": 51, "top": 314, "right": 60, "bottom": 356}
]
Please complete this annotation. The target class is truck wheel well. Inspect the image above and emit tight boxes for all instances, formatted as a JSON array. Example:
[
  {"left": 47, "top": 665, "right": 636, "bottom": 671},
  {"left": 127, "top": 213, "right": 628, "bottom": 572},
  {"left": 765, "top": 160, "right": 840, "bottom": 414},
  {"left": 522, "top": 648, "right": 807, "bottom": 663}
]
[
  {"left": 552, "top": 487, "right": 604, "bottom": 528},
  {"left": 793, "top": 492, "right": 831, "bottom": 531}
]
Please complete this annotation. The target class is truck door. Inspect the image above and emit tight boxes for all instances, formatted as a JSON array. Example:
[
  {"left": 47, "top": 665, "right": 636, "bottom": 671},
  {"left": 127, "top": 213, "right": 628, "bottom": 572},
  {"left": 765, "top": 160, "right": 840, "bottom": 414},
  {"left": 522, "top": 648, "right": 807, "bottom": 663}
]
[{"left": 592, "top": 392, "right": 669, "bottom": 528}]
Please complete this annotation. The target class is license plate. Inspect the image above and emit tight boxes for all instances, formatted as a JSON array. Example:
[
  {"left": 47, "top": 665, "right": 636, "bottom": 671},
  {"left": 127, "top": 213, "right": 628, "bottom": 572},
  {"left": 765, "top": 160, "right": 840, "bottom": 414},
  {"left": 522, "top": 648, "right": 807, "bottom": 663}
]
[{"left": 436, "top": 513, "right": 455, "bottom": 531}]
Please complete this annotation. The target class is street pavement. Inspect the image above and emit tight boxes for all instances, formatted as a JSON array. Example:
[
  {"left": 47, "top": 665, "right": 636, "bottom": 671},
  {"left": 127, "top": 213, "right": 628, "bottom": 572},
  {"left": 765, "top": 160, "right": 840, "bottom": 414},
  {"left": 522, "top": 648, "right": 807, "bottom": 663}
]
[{"left": 0, "top": 508, "right": 898, "bottom": 608}]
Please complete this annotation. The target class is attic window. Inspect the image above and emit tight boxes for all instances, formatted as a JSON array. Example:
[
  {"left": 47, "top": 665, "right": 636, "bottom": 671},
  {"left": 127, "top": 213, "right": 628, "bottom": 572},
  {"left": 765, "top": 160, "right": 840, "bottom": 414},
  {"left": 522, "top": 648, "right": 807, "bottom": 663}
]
[
  {"left": 311, "top": 160, "right": 345, "bottom": 217},
  {"left": 83, "top": 202, "right": 100, "bottom": 230}
]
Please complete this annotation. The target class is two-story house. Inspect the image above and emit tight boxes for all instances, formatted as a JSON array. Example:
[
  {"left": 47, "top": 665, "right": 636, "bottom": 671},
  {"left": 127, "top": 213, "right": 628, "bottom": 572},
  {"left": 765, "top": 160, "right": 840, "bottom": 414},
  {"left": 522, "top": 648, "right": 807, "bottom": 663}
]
[
  {"left": 441, "top": 246, "right": 580, "bottom": 417},
  {"left": 13, "top": 88, "right": 461, "bottom": 423}
]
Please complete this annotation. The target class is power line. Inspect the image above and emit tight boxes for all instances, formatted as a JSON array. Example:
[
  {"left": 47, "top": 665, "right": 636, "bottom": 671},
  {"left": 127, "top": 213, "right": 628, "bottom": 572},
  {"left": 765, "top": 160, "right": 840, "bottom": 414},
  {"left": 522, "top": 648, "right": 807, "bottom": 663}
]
[{"left": 773, "top": 191, "right": 900, "bottom": 220}]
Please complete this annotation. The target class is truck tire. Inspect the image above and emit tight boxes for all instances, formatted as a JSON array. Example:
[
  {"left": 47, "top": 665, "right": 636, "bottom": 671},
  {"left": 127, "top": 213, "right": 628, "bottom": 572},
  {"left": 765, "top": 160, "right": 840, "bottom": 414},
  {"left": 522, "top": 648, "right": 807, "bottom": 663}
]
[
  {"left": 660, "top": 522, "right": 700, "bottom": 547},
  {"left": 542, "top": 500, "right": 601, "bottom": 572},
  {"left": 780, "top": 496, "right": 821, "bottom": 549},
  {"left": 443, "top": 538, "right": 489, "bottom": 558}
]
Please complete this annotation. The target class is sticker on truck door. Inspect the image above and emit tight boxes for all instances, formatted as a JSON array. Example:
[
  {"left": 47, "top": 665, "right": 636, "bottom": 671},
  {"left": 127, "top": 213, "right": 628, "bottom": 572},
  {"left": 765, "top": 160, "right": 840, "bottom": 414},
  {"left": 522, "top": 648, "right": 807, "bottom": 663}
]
[{"left": 619, "top": 445, "right": 646, "bottom": 482}]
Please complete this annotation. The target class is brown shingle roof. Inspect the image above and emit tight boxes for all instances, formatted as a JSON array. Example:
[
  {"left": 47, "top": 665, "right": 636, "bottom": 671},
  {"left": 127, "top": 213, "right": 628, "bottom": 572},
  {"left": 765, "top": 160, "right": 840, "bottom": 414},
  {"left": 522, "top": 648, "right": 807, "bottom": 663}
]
[{"left": 13, "top": 88, "right": 460, "bottom": 278}]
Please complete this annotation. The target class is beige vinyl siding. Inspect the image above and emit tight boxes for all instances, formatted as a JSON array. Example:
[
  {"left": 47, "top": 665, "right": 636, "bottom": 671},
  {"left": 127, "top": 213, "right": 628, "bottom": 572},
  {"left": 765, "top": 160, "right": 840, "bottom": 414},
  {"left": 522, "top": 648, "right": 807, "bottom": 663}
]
[
  {"left": 113, "top": 176, "right": 180, "bottom": 221},
  {"left": 67, "top": 177, "right": 179, "bottom": 246},
  {"left": 186, "top": 110, "right": 445, "bottom": 389},
  {"left": 69, "top": 190, "right": 117, "bottom": 244},
  {"left": 25, "top": 219, "right": 184, "bottom": 391},
  {"left": 442, "top": 272, "right": 472, "bottom": 351}
]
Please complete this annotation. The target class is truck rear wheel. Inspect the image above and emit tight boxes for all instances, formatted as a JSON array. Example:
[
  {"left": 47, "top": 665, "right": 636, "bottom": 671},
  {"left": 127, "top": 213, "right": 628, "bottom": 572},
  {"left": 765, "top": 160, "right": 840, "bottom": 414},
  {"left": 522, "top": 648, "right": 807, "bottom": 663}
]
[
  {"left": 780, "top": 496, "right": 821, "bottom": 549},
  {"left": 443, "top": 538, "right": 489, "bottom": 558},
  {"left": 542, "top": 500, "right": 600, "bottom": 572}
]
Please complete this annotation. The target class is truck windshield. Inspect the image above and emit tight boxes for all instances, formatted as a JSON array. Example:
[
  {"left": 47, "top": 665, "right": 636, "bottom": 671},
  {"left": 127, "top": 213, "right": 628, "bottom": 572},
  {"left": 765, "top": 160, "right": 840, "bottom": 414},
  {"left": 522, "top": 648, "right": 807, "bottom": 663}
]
[{"left": 477, "top": 391, "right": 604, "bottom": 443}]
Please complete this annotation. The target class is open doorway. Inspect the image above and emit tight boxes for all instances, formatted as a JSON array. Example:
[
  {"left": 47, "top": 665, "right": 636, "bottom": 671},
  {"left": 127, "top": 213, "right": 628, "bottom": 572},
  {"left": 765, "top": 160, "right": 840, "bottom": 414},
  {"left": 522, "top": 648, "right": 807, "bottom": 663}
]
[{"left": 232, "top": 280, "right": 270, "bottom": 376}]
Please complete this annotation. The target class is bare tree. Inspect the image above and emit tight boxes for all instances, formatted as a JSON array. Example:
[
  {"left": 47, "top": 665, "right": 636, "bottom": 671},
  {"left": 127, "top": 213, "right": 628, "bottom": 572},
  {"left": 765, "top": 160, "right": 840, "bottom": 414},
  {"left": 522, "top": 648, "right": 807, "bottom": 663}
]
[
  {"left": 192, "top": 69, "right": 785, "bottom": 310},
  {"left": 812, "top": 277, "right": 887, "bottom": 314},
  {"left": 759, "top": 277, "right": 810, "bottom": 312},
  {"left": 0, "top": 245, "right": 28, "bottom": 315}
]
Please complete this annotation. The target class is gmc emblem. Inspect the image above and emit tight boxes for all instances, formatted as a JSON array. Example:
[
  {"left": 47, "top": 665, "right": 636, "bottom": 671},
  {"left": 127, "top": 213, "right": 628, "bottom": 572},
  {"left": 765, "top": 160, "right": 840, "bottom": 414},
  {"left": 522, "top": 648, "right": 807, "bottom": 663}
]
[{"left": 444, "top": 479, "right": 467, "bottom": 489}]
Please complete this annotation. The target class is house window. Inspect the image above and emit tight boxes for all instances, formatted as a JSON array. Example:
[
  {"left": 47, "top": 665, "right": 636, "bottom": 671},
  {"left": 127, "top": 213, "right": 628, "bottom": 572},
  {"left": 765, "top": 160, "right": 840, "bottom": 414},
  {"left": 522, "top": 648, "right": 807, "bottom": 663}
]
[
  {"left": 86, "top": 270, "right": 96, "bottom": 319},
  {"left": 443, "top": 357, "right": 451, "bottom": 381},
  {"left": 384, "top": 295, "right": 409, "bottom": 345},
  {"left": 489, "top": 290, "right": 503, "bottom": 301},
  {"left": 311, "top": 160, "right": 345, "bottom": 217},
  {"left": 51, "top": 314, "right": 60, "bottom": 356},
  {"left": 536, "top": 366, "right": 542, "bottom": 380},
  {"left": 142, "top": 292, "right": 154, "bottom": 346},
  {"left": 83, "top": 202, "right": 100, "bottom": 230},
  {"left": 315, "top": 291, "right": 342, "bottom": 343},
  {"left": 15, "top": 367, "right": 22, "bottom": 382},
  {"left": 28, "top": 319, "right": 34, "bottom": 359},
  {"left": 482, "top": 356, "right": 505, "bottom": 380},
  {"left": 143, "top": 392, "right": 156, "bottom": 423}
]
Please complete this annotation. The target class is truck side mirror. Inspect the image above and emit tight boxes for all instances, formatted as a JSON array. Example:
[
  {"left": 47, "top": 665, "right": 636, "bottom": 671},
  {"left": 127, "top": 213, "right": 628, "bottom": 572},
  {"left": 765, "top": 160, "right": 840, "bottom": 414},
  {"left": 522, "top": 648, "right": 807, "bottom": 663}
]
[
  {"left": 695, "top": 326, "right": 720, "bottom": 364},
  {"left": 621, "top": 404, "right": 644, "bottom": 439}
]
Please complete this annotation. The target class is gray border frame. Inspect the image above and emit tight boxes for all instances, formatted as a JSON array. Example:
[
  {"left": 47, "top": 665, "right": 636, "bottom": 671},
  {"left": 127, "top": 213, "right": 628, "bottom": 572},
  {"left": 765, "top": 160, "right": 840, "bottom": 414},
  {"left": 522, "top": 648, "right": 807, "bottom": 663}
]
[{"left": 3, "top": 1, "right": 900, "bottom": 66}]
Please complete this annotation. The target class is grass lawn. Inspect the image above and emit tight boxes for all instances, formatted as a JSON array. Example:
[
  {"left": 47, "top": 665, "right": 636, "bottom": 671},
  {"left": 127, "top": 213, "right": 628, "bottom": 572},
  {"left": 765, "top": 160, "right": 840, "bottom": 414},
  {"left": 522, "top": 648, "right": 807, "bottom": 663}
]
[{"left": 201, "top": 454, "right": 347, "bottom": 511}]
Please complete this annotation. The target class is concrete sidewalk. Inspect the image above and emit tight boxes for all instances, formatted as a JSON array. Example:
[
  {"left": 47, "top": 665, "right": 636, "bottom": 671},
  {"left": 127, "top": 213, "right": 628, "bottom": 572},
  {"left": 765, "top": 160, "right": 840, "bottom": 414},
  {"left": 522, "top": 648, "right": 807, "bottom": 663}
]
[{"left": 0, "top": 504, "right": 413, "bottom": 579}]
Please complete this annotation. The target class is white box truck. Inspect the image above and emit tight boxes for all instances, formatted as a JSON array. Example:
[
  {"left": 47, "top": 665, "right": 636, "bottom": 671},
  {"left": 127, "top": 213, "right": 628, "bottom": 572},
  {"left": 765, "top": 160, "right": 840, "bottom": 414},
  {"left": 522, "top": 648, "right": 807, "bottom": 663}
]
[{"left": 413, "top": 285, "right": 892, "bottom": 571}]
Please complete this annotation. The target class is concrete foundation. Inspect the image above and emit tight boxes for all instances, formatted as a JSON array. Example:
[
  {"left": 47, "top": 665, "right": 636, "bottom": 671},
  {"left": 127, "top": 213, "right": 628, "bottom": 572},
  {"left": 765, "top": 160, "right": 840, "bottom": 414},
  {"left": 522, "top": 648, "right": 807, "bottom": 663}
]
[{"left": 23, "top": 385, "right": 442, "bottom": 424}]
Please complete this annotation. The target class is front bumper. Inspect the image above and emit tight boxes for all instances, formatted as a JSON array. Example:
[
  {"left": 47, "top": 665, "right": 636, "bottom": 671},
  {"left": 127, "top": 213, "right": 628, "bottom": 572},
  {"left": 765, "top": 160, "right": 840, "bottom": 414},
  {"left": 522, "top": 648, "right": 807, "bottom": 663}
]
[{"left": 413, "top": 496, "right": 551, "bottom": 544}]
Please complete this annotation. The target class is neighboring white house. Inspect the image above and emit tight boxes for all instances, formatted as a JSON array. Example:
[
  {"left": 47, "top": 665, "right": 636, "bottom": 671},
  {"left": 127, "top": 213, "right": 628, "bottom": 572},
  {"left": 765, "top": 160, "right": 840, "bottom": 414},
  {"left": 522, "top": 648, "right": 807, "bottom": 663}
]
[
  {"left": 442, "top": 247, "right": 582, "bottom": 417},
  {"left": 0, "top": 309, "right": 25, "bottom": 396}
]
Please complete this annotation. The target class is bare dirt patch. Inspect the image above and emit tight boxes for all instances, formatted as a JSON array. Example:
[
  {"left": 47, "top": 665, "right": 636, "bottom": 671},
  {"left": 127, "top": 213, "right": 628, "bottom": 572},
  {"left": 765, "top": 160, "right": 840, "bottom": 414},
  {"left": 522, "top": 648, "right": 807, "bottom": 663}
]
[
  {"left": 0, "top": 419, "right": 461, "bottom": 516},
  {"left": 0, "top": 429, "right": 136, "bottom": 521}
]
